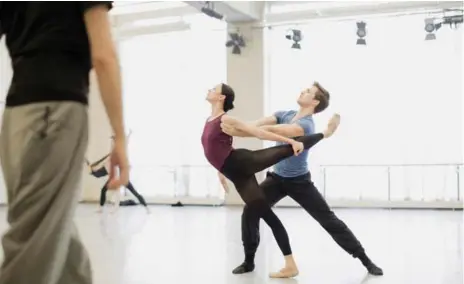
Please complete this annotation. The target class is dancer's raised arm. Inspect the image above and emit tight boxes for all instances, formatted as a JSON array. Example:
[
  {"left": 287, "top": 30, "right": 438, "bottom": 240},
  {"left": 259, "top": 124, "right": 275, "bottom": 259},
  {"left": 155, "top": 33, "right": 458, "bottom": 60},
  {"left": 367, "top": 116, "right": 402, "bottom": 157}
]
[
  {"left": 221, "top": 115, "right": 302, "bottom": 151},
  {"left": 260, "top": 124, "right": 306, "bottom": 138},
  {"left": 250, "top": 116, "right": 278, "bottom": 127},
  {"left": 223, "top": 122, "right": 306, "bottom": 138}
]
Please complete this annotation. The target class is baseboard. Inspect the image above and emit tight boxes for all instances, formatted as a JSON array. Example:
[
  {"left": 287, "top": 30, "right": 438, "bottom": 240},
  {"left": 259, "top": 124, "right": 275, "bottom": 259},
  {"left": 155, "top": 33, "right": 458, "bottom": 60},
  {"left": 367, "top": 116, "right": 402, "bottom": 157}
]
[
  {"left": 2, "top": 199, "right": 462, "bottom": 210},
  {"left": 79, "top": 196, "right": 225, "bottom": 206}
]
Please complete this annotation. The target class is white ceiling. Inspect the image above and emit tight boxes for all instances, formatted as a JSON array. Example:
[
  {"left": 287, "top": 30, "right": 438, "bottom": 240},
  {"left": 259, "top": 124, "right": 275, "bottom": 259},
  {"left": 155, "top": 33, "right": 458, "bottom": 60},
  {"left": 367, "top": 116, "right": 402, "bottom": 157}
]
[
  {"left": 265, "top": 1, "right": 464, "bottom": 24},
  {"left": 267, "top": 1, "right": 462, "bottom": 11},
  {"left": 111, "top": 1, "right": 199, "bottom": 29},
  {"left": 111, "top": 1, "right": 194, "bottom": 16},
  {"left": 110, "top": 1, "right": 464, "bottom": 30}
]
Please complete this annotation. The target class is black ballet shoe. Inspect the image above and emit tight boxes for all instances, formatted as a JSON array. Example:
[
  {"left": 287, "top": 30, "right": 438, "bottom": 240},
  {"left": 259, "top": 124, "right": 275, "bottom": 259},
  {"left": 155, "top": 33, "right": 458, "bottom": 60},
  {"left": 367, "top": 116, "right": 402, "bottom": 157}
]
[
  {"left": 358, "top": 253, "right": 383, "bottom": 276},
  {"left": 232, "top": 262, "right": 255, "bottom": 274},
  {"left": 366, "top": 262, "right": 383, "bottom": 276}
]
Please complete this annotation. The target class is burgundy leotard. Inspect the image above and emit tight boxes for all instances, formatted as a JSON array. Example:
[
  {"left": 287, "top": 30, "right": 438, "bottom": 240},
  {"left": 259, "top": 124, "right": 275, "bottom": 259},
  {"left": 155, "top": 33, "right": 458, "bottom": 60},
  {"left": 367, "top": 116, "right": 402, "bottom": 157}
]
[{"left": 201, "top": 114, "right": 233, "bottom": 171}]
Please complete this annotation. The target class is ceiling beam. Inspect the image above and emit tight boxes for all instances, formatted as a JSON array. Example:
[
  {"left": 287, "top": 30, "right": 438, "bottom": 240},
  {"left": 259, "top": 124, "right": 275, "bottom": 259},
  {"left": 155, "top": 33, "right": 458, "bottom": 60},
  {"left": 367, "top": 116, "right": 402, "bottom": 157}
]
[
  {"left": 112, "top": 6, "right": 200, "bottom": 27},
  {"left": 265, "top": 1, "right": 463, "bottom": 24}
]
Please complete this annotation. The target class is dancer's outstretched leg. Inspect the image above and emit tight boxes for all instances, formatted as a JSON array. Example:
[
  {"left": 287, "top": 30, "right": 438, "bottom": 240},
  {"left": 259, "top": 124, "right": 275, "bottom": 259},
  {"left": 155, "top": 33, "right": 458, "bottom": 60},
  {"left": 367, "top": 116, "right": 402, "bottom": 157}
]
[
  {"left": 244, "top": 114, "right": 340, "bottom": 175},
  {"left": 126, "top": 182, "right": 150, "bottom": 213}
]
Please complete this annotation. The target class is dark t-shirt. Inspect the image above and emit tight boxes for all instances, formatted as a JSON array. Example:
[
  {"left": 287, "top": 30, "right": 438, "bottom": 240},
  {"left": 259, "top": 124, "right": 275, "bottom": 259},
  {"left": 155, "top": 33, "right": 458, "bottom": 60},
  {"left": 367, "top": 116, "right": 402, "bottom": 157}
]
[{"left": 0, "top": 2, "right": 112, "bottom": 107}]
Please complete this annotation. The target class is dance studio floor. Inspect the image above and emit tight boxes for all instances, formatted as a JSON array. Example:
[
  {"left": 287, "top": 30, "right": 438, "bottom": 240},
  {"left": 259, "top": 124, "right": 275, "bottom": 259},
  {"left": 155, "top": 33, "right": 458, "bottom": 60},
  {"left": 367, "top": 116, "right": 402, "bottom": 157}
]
[{"left": 0, "top": 205, "right": 462, "bottom": 284}]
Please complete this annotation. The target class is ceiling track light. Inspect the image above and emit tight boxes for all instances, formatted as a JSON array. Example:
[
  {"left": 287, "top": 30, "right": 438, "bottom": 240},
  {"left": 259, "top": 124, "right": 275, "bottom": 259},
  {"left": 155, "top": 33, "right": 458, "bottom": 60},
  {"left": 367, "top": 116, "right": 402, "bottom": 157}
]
[
  {"left": 424, "top": 18, "right": 442, "bottom": 40},
  {"left": 201, "top": 1, "right": 224, "bottom": 20},
  {"left": 443, "top": 14, "right": 463, "bottom": 29},
  {"left": 425, "top": 11, "right": 463, "bottom": 41},
  {"left": 285, "top": 29, "right": 302, "bottom": 49},
  {"left": 356, "top": 21, "right": 367, "bottom": 45}
]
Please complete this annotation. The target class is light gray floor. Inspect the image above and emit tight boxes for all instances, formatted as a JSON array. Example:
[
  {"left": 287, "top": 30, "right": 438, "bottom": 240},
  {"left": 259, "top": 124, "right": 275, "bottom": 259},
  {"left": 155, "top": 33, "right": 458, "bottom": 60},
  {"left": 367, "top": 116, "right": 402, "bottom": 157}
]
[{"left": 0, "top": 205, "right": 462, "bottom": 284}]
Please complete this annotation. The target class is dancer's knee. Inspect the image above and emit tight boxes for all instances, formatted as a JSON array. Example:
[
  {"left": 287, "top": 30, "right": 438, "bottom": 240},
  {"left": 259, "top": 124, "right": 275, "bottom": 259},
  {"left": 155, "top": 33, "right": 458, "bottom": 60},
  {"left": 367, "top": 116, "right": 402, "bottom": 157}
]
[
  {"left": 247, "top": 199, "right": 271, "bottom": 219},
  {"left": 241, "top": 204, "right": 252, "bottom": 218}
]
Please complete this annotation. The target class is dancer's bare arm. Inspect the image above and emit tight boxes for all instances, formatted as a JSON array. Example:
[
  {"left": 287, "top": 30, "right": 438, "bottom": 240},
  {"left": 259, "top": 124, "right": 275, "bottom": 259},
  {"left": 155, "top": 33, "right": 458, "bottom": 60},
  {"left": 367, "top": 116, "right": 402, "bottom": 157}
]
[
  {"left": 220, "top": 126, "right": 251, "bottom": 137},
  {"left": 222, "top": 122, "right": 305, "bottom": 138},
  {"left": 83, "top": 4, "right": 125, "bottom": 141},
  {"left": 222, "top": 115, "right": 296, "bottom": 144},
  {"left": 260, "top": 124, "right": 305, "bottom": 137},
  {"left": 225, "top": 115, "right": 278, "bottom": 137},
  {"left": 250, "top": 116, "right": 278, "bottom": 127}
]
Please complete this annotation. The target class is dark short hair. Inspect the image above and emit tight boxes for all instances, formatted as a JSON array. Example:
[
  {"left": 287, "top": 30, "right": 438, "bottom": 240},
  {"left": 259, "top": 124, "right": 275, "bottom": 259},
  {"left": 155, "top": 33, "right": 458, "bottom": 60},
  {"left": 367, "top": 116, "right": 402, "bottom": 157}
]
[
  {"left": 221, "top": 83, "right": 235, "bottom": 112},
  {"left": 313, "top": 82, "right": 330, "bottom": 113}
]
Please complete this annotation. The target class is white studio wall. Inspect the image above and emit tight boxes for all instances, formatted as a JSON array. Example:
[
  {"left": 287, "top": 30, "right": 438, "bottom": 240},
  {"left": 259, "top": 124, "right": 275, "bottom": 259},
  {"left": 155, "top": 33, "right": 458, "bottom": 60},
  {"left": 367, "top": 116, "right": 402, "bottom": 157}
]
[
  {"left": 116, "top": 18, "right": 227, "bottom": 205},
  {"left": 265, "top": 14, "right": 463, "bottom": 207},
  {"left": 224, "top": 22, "right": 267, "bottom": 205},
  {"left": 0, "top": 9, "right": 461, "bottom": 209}
]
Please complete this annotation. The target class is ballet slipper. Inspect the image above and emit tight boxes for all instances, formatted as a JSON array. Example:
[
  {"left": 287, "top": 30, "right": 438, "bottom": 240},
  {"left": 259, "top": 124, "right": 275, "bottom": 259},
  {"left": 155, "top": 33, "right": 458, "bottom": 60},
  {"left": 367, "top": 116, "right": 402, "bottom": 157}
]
[
  {"left": 269, "top": 267, "right": 299, "bottom": 278},
  {"left": 323, "top": 113, "right": 341, "bottom": 138}
]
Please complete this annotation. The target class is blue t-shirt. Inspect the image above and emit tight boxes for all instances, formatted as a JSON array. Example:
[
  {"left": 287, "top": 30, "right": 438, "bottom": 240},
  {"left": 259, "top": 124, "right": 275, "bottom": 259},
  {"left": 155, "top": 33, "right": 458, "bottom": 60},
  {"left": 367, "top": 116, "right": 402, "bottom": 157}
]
[{"left": 273, "top": 110, "right": 315, "bottom": 178}]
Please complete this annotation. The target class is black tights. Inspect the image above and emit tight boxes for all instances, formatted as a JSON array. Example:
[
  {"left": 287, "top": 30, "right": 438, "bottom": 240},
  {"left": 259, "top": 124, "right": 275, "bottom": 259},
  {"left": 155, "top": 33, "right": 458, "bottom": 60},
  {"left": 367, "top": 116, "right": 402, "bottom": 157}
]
[
  {"left": 221, "top": 134, "right": 324, "bottom": 256},
  {"left": 99, "top": 181, "right": 148, "bottom": 207}
]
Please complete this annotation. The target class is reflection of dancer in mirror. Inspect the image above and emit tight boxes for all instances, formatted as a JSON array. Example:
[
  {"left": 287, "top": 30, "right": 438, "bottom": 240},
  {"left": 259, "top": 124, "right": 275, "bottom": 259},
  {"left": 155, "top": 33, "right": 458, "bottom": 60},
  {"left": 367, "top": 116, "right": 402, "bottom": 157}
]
[
  {"left": 87, "top": 132, "right": 149, "bottom": 214},
  {"left": 202, "top": 83, "right": 340, "bottom": 278}
]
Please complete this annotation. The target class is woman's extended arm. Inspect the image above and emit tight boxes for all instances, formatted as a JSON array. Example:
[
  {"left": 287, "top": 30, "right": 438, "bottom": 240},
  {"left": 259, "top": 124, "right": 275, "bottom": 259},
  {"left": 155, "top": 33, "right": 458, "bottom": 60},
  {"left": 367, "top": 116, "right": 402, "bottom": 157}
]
[{"left": 222, "top": 115, "right": 296, "bottom": 145}]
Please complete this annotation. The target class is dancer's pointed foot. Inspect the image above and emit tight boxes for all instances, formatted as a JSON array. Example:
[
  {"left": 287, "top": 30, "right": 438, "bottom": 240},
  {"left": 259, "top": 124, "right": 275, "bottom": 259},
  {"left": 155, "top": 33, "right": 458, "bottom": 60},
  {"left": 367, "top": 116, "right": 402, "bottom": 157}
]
[
  {"left": 269, "top": 267, "right": 299, "bottom": 278},
  {"left": 366, "top": 263, "right": 383, "bottom": 276},
  {"left": 232, "top": 262, "right": 255, "bottom": 274},
  {"left": 365, "top": 261, "right": 383, "bottom": 276},
  {"left": 323, "top": 113, "right": 341, "bottom": 138},
  {"left": 359, "top": 253, "right": 383, "bottom": 276}
]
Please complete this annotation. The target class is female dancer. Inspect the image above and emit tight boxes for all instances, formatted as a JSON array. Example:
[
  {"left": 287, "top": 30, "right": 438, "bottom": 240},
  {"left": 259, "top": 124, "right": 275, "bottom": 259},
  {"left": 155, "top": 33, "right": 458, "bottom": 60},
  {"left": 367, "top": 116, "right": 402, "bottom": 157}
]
[
  {"left": 0, "top": 2, "right": 128, "bottom": 284},
  {"left": 202, "top": 83, "right": 340, "bottom": 278},
  {"left": 87, "top": 136, "right": 149, "bottom": 213}
]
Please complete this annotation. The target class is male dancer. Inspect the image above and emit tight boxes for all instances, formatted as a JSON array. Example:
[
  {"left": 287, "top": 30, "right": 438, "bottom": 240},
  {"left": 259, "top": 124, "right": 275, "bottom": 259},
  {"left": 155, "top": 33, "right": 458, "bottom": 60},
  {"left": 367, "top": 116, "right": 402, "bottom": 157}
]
[
  {"left": 228, "top": 82, "right": 383, "bottom": 276},
  {"left": 0, "top": 3, "right": 128, "bottom": 284}
]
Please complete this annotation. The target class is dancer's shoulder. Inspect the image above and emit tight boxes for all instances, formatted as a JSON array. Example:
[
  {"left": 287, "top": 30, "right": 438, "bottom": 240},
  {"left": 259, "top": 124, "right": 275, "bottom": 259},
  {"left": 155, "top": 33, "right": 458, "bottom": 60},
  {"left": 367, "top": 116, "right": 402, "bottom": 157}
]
[
  {"left": 274, "top": 110, "right": 294, "bottom": 122},
  {"left": 221, "top": 114, "right": 235, "bottom": 124},
  {"left": 297, "top": 117, "right": 315, "bottom": 135}
]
